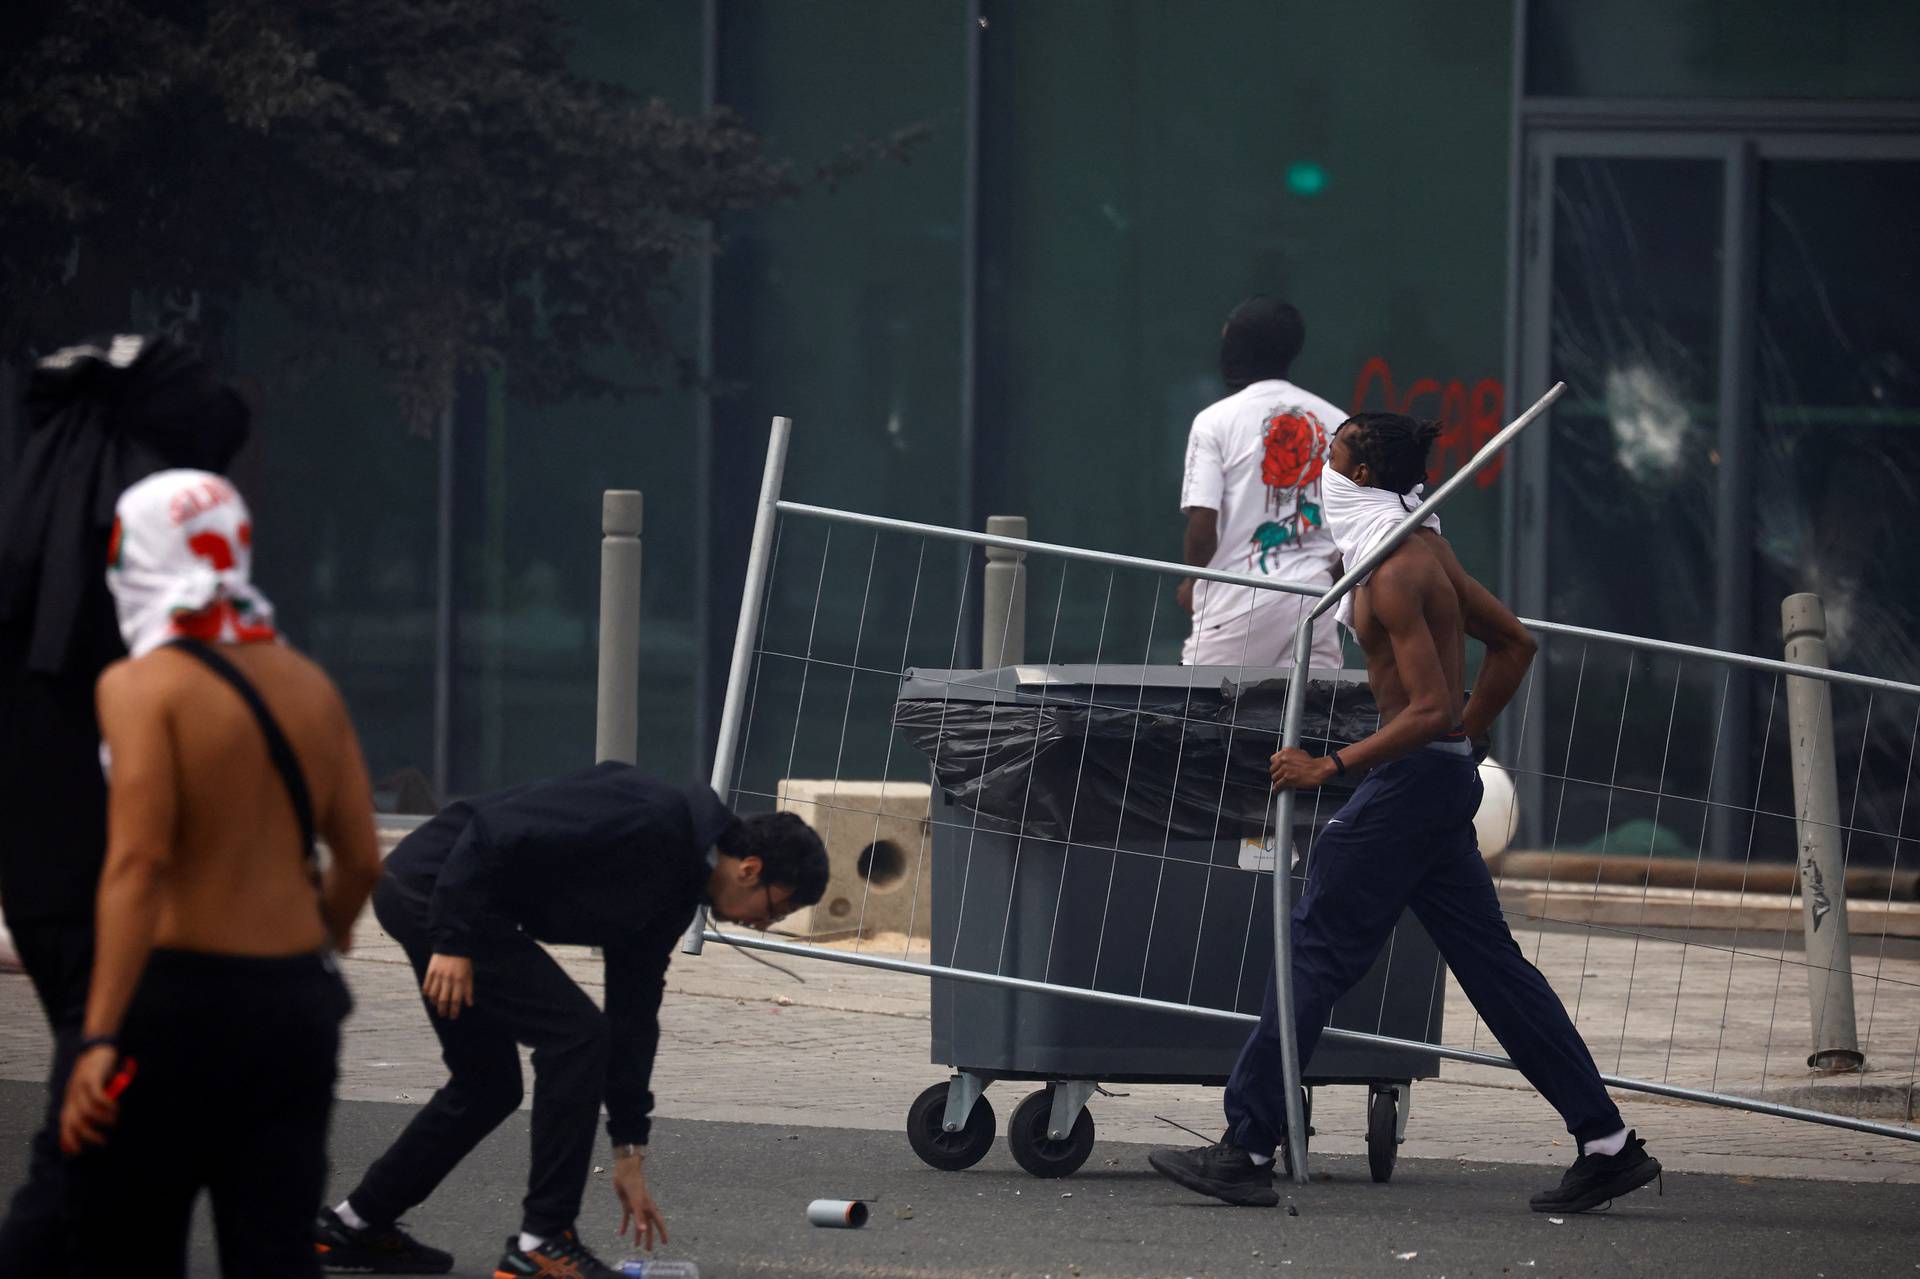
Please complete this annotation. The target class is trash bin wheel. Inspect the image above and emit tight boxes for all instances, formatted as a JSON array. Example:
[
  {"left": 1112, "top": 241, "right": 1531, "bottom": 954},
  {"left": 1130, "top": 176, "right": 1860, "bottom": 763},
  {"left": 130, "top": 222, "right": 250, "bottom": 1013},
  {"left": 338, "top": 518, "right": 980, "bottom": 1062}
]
[
  {"left": 1007, "top": 1087, "right": 1095, "bottom": 1179},
  {"left": 1366, "top": 1087, "right": 1398, "bottom": 1184},
  {"left": 907, "top": 1081, "right": 996, "bottom": 1172}
]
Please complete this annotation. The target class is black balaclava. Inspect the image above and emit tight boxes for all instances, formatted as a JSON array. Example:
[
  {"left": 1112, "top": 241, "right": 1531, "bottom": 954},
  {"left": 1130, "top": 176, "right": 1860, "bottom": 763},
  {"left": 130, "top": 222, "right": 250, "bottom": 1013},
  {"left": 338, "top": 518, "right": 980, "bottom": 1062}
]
[{"left": 1219, "top": 296, "right": 1305, "bottom": 394}]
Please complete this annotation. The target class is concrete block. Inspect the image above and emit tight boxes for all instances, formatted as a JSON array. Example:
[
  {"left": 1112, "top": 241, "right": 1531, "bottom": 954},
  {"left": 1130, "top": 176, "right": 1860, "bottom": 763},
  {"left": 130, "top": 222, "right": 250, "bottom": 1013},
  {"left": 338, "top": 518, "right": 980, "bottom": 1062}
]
[{"left": 774, "top": 779, "right": 933, "bottom": 941}]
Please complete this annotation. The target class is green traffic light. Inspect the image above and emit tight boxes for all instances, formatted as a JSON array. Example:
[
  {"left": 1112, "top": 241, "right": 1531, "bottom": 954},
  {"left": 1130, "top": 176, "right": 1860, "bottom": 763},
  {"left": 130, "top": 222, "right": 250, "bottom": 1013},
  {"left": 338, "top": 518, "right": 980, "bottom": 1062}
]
[{"left": 1286, "top": 162, "right": 1327, "bottom": 196}]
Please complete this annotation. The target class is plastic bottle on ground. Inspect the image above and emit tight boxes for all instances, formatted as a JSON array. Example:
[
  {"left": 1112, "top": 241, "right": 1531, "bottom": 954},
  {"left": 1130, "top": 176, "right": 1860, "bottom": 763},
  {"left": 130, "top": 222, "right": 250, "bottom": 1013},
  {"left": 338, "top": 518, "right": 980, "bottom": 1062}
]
[{"left": 618, "top": 1260, "right": 698, "bottom": 1278}]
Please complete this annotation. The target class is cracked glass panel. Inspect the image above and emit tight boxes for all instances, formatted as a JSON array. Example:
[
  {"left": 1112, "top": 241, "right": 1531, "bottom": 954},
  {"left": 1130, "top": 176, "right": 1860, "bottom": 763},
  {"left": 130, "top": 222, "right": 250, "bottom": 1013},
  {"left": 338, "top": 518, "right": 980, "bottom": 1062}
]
[
  {"left": 1540, "top": 156, "right": 1725, "bottom": 852},
  {"left": 1749, "top": 158, "right": 1920, "bottom": 863},
  {"left": 1547, "top": 157, "right": 1723, "bottom": 645}
]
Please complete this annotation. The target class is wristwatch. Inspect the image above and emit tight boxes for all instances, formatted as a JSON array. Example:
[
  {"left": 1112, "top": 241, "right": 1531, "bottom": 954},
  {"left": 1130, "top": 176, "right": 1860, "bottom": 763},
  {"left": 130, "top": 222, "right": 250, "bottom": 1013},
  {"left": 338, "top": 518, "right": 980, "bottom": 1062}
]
[{"left": 613, "top": 1142, "right": 647, "bottom": 1162}]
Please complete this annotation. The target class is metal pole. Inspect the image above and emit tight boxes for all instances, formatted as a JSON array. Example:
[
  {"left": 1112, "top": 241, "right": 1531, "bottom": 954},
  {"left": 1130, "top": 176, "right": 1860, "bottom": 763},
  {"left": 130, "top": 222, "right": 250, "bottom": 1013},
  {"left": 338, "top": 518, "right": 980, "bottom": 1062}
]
[
  {"left": 1710, "top": 140, "right": 1759, "bottom": 863},
  {"left": 1781, "top": 593, "right": 1864, "bottom": 1071},
  {"left": 981, "top": 515, "right": 1027, "bottom": 668},
  {"left": 1270, "top": 621, "right": 1315, "bottom": 1184},
  {"left": 431, "top": 404, "right": 455, "bottom": 806},
  {"left": 595, "top": 491, "right": 644, "bottom": 765},
  {"left": 1268, "top": 380, "right": 1566, "bottom": 1183},
  {"left": 682, "top": 416, "right": 792, "bottom": 955},
  {"left": 775, "top": 501, "right": 1324, "bottom": 598},
  {"left": 957, "top": 0, "right": 983, "bottom": 664}
]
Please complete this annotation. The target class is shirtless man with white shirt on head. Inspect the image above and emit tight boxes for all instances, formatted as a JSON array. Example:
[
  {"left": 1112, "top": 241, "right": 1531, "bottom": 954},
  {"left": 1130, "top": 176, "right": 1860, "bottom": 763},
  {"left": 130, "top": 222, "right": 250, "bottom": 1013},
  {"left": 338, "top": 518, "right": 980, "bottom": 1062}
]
[{"left": 1178, "top": 296, "right": 1345, "bottom": 672}]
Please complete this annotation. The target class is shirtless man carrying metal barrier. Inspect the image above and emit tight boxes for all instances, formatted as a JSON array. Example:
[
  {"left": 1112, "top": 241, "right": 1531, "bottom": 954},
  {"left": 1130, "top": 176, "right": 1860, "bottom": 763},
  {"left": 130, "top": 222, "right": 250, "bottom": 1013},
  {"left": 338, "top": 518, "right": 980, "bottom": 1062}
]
[{"left": 1150, "top": 412, "right": 1662, "bottom": 1214}]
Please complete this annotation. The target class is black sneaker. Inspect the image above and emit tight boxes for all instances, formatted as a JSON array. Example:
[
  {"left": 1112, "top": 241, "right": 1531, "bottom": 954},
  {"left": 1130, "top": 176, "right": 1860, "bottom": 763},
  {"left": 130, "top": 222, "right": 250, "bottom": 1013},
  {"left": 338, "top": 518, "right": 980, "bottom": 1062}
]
[
  {"left": 313, "top": 1207, "right": 453, "bottom": 1273},
  {"left": 1147, "top": 1137, "right": 1280, "bottom": 1207},
  {"left": 1530, "top": 1131, "right": 1663, "bottom": 1213},
  {"left": 492, "top": 1229, "right": 622, "bottom": 1278}
]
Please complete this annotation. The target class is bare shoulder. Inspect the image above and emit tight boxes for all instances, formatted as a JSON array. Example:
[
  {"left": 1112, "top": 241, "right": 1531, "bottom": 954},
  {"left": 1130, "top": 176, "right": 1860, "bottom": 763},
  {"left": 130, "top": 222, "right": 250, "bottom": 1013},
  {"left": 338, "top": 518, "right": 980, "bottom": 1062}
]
[
  {"left": 1413, "top": 527, "right": 1463, "bottom": 569},
  {"left": 97, "top": 649, "right": 194, "bottom": 712},
  {"left": 239, "top": 643, "right": 351, "bottom": 716},
  {"left": 1372, "top": 536, "right": 1448, "bottom": 594}
]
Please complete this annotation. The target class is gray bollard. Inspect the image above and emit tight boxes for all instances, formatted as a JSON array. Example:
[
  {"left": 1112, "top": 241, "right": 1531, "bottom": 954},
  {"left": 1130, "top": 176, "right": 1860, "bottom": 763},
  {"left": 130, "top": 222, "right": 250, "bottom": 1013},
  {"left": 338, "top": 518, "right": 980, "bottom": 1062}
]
[
  {"left": 982, "top": 515, "right": 1027, "bottom": 669},
  {"left": 596, "top": 490, "right": 644, "bottom": 766},
  {"left": 1781, "top": 593, "right": 1864, "bottom": 1072}
]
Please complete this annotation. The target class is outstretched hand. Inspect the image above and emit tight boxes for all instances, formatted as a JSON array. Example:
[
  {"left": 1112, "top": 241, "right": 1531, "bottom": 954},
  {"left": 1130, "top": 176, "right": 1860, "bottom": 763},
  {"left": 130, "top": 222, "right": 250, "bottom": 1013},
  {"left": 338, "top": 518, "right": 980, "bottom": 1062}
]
[{"left": 614, "top": 1157, "right": 668, "bottom": 1252}]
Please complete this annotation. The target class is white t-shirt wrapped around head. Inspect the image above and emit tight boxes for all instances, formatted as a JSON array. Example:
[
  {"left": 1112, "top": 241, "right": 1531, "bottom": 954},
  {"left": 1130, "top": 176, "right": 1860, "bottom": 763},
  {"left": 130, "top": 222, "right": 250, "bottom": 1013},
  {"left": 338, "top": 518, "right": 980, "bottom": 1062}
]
[
  {"left": 1318, "top": 466, "right": 1442, "bottom": 629},
  {"left": 107, "top": 469, "right": 278, "bottom": 658},
  {"left": 1179, "top": 379, "right": 1345, "bottom": 663}
]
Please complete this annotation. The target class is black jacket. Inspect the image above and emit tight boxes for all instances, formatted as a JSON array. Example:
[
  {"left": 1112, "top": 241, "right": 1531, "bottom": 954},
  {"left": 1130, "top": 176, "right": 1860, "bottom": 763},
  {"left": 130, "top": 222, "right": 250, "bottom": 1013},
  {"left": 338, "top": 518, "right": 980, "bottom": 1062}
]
[{"left": 383, "top": 763, "right": 736, "bottom": 1146}]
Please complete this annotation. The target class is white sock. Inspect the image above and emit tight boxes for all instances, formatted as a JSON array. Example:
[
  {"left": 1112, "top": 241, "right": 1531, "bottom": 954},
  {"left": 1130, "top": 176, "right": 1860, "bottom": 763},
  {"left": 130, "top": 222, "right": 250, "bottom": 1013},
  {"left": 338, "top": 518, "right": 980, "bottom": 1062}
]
[
  {"left": 334, "top": 1200, "right": 369, "bottom": 1231},
  {"left": 1582, "top": 1126, "right": 1629, "bottom": 1157},
  {"left": 1248, "top": 1151, "right": 1273, "bottom": 1166},
  {"left": 518, "top": 1232, "right": 548, "bottom": 1254}
]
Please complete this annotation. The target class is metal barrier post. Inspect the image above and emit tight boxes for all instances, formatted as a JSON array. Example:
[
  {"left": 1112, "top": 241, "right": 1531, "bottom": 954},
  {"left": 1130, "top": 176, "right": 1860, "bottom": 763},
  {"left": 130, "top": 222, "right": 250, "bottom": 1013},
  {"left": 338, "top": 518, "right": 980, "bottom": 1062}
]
[
  {"left": 982, "top": 515, "right": 1027, "bottom": 668},
  {"left": 1781, "top": 593, "right": 1864, "bottom": 1071},
  {"left": 595, "top": 490, "right": 644, "bottom": 766},
  {"left": 683, "top": 417, "right": 793, "bottom": 955},
  {"left": 1269, "top": 621, "right": 1315, "bottom": 1185}
]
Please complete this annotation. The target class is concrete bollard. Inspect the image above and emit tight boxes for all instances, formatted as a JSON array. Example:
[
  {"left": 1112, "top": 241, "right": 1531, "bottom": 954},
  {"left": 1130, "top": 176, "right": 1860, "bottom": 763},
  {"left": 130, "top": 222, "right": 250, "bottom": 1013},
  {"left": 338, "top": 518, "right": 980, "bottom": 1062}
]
[
  {"left": 1781, "top": 593, "right": 1864, "bottom": 1072},
  {"left": 596, "top": 490, "right": 644, "bottom": 766},
  {"left": 982, "top": 515, "right": 1027, "bottom": 669}
]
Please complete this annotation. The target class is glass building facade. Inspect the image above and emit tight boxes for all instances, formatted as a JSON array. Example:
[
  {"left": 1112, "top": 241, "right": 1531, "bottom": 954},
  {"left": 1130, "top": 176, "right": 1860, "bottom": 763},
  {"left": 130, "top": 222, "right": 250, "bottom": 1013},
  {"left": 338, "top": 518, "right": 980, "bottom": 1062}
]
[{"left": 39, "top": 1, "right": 1906, "bottom": 863}]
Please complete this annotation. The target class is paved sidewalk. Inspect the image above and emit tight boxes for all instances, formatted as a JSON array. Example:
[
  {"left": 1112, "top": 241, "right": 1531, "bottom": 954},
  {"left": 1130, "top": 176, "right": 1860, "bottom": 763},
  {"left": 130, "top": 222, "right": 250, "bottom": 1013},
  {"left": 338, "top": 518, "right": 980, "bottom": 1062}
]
[{"left": 4, "top": 903, "right": 1918, "bottom": 1186}]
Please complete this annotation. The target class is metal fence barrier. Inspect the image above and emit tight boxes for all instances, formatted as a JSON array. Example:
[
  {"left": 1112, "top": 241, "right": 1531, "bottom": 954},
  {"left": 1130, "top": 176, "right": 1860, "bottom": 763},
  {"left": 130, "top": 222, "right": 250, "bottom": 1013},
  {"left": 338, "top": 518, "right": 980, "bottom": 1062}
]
[{"left": 662, "top": 397, "right": 1920, "bottom": 1183}]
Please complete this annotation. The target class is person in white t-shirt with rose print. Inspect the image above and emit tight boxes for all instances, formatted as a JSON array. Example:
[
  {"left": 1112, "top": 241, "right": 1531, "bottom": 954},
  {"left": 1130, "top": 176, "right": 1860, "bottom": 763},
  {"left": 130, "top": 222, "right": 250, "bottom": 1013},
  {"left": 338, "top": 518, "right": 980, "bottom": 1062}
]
[{"left": 1178, "top": 296, "right": 1346, "bottom": 671}]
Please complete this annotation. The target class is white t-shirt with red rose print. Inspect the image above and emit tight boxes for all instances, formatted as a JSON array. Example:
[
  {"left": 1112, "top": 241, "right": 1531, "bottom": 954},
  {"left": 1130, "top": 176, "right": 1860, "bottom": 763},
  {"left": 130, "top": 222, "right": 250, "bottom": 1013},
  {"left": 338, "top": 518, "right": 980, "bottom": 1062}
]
[{"left": 1178, "top": 378, "right": 1345, "bottom": 669}]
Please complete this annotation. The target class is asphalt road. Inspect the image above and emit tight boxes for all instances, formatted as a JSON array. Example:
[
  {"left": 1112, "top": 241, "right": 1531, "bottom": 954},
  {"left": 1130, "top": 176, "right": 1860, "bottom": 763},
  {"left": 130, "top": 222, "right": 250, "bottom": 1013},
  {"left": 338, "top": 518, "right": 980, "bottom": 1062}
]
[{"left": 2, "top": 1080, "right": 1913, "bottom": 1277}]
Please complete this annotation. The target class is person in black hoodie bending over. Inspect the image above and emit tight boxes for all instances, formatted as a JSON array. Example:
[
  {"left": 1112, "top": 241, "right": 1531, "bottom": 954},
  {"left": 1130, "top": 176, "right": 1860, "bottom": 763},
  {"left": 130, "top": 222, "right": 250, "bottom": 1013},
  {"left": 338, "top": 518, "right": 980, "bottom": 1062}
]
[{"left": 315, "top": 769, "right": 828, "bottom": 1278}]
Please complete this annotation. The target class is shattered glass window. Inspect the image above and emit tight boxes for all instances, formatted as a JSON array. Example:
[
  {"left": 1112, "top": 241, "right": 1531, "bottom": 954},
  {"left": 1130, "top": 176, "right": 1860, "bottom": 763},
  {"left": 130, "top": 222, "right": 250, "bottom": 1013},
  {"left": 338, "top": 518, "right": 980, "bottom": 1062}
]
[
  {"left": 1749, "top": 159, "right": 1920, "bottom": 864},
  {"left": 1752, "top": 160, "right": 1920, "bottom": 683},
  {"left": 1539, "top": 156, "right": 1726, "bottom": 853},
  {"left": 1545, "top": 157, "right": 1722, "bottom": 647}
]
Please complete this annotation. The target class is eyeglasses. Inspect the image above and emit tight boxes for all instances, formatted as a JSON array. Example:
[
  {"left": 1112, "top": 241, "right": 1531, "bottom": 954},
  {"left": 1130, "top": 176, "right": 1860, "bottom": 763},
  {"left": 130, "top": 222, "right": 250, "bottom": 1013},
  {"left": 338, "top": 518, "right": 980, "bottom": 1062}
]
[{"left": 758, "top": 882, "right": 795, "bottom": 928}]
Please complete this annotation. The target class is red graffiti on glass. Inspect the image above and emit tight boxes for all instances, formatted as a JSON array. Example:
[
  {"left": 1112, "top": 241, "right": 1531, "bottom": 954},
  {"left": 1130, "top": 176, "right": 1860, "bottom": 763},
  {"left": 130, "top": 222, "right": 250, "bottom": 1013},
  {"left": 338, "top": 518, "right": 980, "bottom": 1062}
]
[{"left": 1350, "top": 357, "right": 1507, "bottom": 488}]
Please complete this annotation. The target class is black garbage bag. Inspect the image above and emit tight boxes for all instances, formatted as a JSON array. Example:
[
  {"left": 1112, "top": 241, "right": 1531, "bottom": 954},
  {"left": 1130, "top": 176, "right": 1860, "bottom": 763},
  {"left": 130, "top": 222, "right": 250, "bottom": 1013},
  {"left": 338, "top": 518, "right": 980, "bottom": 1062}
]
[
  {"left": 0, "top": 334, "right": 252, "bottom": 679},
  {"left": 894, "top": 668, "right": 1380, "bottom": 849},
  {"left": 0, "top": 334, "right": 251, "bottom": 927}
]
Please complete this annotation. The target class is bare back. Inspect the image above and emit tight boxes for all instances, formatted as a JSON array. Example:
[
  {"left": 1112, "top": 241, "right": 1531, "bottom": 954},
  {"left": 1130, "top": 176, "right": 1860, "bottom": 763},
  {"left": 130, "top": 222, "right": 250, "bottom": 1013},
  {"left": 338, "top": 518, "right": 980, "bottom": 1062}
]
[{"left": 97, "top": 642, "right": 381, "bottom": 956}]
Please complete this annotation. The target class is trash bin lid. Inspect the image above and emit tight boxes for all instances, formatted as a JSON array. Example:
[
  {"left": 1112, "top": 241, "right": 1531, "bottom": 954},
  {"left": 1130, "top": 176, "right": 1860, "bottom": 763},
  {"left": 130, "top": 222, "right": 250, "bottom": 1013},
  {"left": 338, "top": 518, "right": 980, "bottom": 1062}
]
[{"left": 898, "top": 663, "right": 1368, "bottom": 704}]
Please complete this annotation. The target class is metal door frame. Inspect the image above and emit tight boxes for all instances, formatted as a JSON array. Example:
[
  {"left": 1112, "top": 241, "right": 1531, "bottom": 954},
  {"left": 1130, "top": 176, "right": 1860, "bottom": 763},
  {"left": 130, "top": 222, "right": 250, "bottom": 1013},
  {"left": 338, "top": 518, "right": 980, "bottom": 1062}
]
[{"left": 1503, "top": 108, "right": 1920, "bottom": 850}]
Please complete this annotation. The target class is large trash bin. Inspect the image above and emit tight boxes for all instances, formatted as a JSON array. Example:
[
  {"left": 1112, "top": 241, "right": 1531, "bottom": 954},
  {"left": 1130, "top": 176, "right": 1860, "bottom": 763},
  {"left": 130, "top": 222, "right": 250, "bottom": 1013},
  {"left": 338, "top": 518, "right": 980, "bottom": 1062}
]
[{"left": 892, "top": 663, "right": 1443, "bottom": 1180}]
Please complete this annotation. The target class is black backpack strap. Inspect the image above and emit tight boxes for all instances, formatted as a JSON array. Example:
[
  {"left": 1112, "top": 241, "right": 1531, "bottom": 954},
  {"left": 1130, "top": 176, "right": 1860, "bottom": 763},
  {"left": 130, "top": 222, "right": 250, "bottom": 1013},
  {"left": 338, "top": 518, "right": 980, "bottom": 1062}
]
[{"left": 167, "top": 638, "right": 318, "bottom": 872}]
